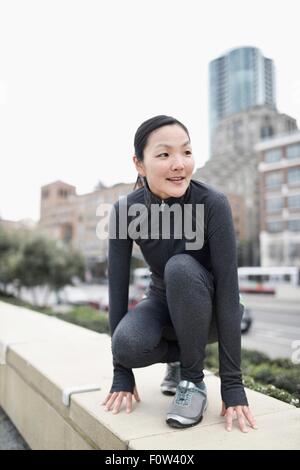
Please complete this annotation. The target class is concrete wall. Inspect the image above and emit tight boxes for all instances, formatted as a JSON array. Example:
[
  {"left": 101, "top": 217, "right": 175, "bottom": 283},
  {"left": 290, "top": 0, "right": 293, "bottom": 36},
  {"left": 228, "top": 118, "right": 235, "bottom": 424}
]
[{"left": 0, "top": 300, "right": 299, "bottom": 450}]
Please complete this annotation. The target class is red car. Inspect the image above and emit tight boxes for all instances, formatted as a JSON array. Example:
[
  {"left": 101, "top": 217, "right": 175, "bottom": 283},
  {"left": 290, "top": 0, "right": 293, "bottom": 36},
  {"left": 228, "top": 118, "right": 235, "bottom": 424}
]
[{"left": 99, "top": 286, "right": 145, "bottom": 312}]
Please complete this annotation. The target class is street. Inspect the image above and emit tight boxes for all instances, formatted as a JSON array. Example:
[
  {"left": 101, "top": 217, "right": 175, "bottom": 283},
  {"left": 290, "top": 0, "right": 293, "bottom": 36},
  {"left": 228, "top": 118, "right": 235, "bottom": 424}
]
[{"left": 242, "top": 295, "right": 300, "bottom": 361}]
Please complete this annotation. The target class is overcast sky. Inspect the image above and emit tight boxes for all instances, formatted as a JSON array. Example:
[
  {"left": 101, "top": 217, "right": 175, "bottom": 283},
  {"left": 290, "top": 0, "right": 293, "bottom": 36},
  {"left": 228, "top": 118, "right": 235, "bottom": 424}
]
[{"left": 1, "top": 0, "right": 300, "bottom": 221}]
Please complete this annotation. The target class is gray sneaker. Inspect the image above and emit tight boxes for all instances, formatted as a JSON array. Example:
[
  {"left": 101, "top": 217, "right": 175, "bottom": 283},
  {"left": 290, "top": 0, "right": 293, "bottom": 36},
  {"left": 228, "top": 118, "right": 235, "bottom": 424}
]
[
  {"left": 166, "top": 380, "right": 208, "bottom": 428},
  {"left": 160, "top": 362, "right": 181, "bottom": 396}
]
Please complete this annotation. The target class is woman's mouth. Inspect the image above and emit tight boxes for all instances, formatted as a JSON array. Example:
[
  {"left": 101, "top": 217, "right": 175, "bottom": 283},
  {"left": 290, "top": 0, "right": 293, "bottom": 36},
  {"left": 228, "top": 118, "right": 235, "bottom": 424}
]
[{"left": 166, "top": 177, "right": 185, "bottom": 185}]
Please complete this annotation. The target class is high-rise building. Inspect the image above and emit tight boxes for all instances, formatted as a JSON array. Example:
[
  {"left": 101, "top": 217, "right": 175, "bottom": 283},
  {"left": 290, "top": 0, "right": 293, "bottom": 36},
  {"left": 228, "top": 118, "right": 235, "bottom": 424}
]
[{"left": 209, "top": 46, "right": 276, "bottom": 142}]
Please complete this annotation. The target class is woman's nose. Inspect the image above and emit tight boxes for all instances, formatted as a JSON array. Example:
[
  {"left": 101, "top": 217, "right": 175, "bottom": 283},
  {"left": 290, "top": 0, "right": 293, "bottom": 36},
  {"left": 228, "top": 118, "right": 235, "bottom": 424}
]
[{"left": 171, "top": 156, "right": 185, "bottom": 170}]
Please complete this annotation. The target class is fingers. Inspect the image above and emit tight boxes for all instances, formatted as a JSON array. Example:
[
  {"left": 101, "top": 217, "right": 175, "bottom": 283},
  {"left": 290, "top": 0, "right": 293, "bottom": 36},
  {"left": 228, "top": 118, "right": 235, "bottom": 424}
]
[
  {"left": 126, "top": 393, "right": 132, "bottom": 413},
  {"left": 224, "top": 406, "right": 257, "bottom": 433},
  {"left": 112, "top": 392, "right": 125, "bottom": 414},
  {"left": 220, "top": 401, "right": 226, "bottom": 416},
  {"left": 236, "top": 408, "right": 248, "bottom": 433},
  {"left": 134, "top": 386, "right": 141, "bottom": 402},
  {"left": 101, "top": 389, "right": 141, "bottom": 414},
  {"left": 103, "top": 392, "right": 119, "bottom": 411},
  {"left": 225, "top": 407, "right": 233, "bottom": 432},
  {"left": 101, "top": 393, "right": 112, "bottom": 406},
  {"left": 243, "top": 406, "right": 258, "bottom": 429}
]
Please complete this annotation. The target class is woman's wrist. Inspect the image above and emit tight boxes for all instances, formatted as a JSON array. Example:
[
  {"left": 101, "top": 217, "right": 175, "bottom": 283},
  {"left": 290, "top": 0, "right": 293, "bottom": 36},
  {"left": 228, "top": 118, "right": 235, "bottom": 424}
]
[{"left": 110, "top": 362, "right": 135, "bottom": 394}]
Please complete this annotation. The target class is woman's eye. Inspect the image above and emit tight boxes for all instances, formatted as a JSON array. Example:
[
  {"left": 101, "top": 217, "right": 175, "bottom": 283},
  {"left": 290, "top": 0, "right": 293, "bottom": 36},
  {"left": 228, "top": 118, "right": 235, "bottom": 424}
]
[{"left": 157, "top": 151, "right": 192, "bottom": 157}]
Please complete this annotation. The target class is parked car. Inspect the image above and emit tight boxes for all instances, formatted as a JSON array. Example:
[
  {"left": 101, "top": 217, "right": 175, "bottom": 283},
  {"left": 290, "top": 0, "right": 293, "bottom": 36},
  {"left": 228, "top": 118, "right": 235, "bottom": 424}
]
[
  {"left": 241, "top": 306, "right": 253, "bottom": 334},
  {"left": 133, "top": 267, "right": 151, "bottom": 290},
  {"left": 98, "top": 285, "right": 145, "bottom": 312},
  {"left": 98, "top": 291, "right": 109, "bottom": 311},
  {"left": 128, "top": 286, "right": 145, "bottom": 309}
]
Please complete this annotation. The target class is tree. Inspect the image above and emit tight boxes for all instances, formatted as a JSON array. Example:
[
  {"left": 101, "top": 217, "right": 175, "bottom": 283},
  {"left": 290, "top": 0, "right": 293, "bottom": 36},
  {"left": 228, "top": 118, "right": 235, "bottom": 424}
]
[
  {"left": 48, "top": 244, "right": 85, "bottom": 304},
  {"left": 0, "top": 228, "right": 22, "bottom": 293},
  {"left": 15, "top": 235, "right": 85, "bottom": 307}
]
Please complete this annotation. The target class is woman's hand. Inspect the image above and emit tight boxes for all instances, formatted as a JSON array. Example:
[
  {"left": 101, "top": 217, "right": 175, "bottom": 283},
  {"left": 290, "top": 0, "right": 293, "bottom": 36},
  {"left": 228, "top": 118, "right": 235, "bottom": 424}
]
[
  {"left": 101, "top": 385, "right": 141, "bottom": 414},
  {"left": 220, "top": 401, "right": 257, "bottom": 433}
]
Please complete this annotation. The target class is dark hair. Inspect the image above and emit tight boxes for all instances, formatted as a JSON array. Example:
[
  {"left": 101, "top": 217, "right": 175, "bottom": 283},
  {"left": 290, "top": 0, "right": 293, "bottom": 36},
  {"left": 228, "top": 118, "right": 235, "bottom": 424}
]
[{"left": 133, "top": 115, "right": 191, "bottom": 190}]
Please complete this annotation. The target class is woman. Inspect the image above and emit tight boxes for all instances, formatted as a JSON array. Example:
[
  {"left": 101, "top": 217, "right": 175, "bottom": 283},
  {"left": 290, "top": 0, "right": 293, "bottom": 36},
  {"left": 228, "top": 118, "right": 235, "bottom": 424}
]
[{"left": 102, "top": 115, "right": 256, "bottom": 432}]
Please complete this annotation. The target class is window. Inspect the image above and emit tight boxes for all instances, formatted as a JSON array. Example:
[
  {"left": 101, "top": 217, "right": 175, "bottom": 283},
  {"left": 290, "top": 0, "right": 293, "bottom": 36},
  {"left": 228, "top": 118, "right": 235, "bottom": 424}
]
[
  {"left": 266, "top": 197, "right": 284, "bottom": 213},
  {"left": 288, "top": 243, "right": 300, "bottom": 259},
  {"left": 261, "top": 126, "right": 274, "bottom": 140},
  {"left": 265, "top": 171, "right": 283, "bottom": 189},
  {"left": 265, "top": 148, "right": 281, "bottom": 163},
  {"left": 58, "top": 188, "right": 69, "bottom": 198},
  {"left": 232, "top": 120, "right": 242, "bottom": 139},
  {"left": 286, "top": 121, "right": 296, "bottom": 132},
  {"left": 268, "top": 243, "right": 284, "bottom": 261},
  {"left": 288, "top": 168, "right": 300, "bottom": 186},
  {"left": 288, "top": 194, "right": 300, "bottom": 209},
  {"left": 266, "top": 221, "right": 284, "bottom": 233},
  {"left": 62, "top": 224, "right": 73, "bottom": 242},
  {"left": 287, "top": 143, "right": 300, "bottom": 160},
  {"left": 288, "top": 219, "right": 300, "bottom": 232}
]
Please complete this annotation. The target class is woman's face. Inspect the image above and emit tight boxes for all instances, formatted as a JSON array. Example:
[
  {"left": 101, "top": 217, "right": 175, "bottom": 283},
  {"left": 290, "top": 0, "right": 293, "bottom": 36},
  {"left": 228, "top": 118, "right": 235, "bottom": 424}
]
[{"left": 133, "top": 124, "right": 195, "bottom": 200}]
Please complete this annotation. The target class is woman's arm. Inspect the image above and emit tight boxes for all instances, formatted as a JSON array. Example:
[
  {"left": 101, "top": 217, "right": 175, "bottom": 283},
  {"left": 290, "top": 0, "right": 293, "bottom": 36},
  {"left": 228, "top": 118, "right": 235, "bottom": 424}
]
[
  {"left": 108, "top": 200, "right": 135, "bottom": 393},
  {"left": 108, "top": 200, "right": 133, "bottom": 336},
  {"left": 207, "top": 192, "right": 248, "bottom": 409}
]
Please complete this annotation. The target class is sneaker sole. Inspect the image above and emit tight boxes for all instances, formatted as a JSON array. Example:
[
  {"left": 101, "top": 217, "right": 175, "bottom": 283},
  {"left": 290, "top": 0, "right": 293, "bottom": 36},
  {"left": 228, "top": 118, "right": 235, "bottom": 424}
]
[
  {"left": 161, "top": 386, "right": 177, "bottom": 396},
  {"left": 166, "top": 401, "right": 208, "bottom": 428},
  {"left": 166, "top": 415, "right": 204, "bottom": 428}
]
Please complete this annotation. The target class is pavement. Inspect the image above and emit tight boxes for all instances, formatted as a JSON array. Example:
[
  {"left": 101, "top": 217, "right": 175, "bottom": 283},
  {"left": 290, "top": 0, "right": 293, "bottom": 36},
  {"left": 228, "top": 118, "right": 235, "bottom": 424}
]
[{"left": 0, "top": 407, "right": 30, "bottom": 450}]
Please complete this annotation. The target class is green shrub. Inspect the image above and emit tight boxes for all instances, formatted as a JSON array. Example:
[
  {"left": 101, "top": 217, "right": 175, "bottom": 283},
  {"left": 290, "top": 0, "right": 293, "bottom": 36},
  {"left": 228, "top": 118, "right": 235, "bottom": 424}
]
[
  {"left": 250, "top": 364, "right": 276, "bottom": 383},
  {"left": 241, "top": 349, "right": 271, "bottom": 366},
  {"left": 0, "top": 294, "right": 109, "bottom": 334},
  {"left": 0, "top": 293, "right": 54, "bottom": 316},
  {"left": 53, "top": 306, "right": 110, "bottom": 334},
  {"left": 243, "top": 375, "right": 300, "bottom": 408},
  {"left": 204, "top": 344, "right": 300, "bottom": 408},
  {"left": 271, "top": 358, "right": 296, "bottom": 369},
  {"left": 204, "top": 343, "right": 219, "bottom": 372}
]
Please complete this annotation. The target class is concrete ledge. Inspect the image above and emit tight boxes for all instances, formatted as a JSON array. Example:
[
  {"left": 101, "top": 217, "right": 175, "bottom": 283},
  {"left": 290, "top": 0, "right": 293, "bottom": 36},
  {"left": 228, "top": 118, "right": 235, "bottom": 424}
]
[{"left": 0, "top": 300, "right": 300, "bottom": 450}]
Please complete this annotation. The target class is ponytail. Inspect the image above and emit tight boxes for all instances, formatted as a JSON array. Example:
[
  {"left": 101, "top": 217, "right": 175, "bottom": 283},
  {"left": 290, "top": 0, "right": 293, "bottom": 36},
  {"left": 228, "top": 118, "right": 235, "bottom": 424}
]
[{"left": 133, "top": 174, "right": 145, "bottom": 191}]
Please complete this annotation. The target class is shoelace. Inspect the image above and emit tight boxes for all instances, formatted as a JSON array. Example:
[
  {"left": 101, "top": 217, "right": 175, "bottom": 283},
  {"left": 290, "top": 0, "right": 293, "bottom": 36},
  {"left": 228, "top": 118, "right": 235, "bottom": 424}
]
[
  {"left": 175, "top": 385, "right": 205, "bottom": 407},
  {"left": 166, "top": 364, "right": 180, "bottom": 382}
]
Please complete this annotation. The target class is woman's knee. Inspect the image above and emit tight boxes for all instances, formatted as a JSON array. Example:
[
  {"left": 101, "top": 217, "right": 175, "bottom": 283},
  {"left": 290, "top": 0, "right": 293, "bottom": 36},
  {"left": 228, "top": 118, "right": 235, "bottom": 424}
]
[
  {"left": 164, "top": 254, "right": 213, "bottom": 294},
  {"left": 112, "top": 324, "right": 153, "bottom": 368},
  {"left": 112, "top": 327, "right": 135, "bottom": 366},
  {"left": 164, "top": 254, "right": 192, "bottom": 282}
]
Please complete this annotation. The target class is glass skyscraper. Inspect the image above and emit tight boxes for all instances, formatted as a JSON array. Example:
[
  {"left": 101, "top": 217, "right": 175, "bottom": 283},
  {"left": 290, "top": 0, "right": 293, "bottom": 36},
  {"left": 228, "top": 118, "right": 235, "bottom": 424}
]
[{"left": 209, "top": 47, "right": 276, "bottom": 136}]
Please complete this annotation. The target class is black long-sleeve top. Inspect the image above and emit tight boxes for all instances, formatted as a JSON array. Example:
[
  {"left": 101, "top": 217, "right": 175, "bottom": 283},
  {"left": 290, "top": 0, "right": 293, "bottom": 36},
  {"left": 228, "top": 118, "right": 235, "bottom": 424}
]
[{"left": 107, "top": 178, "right": 248, "bottom": 408}]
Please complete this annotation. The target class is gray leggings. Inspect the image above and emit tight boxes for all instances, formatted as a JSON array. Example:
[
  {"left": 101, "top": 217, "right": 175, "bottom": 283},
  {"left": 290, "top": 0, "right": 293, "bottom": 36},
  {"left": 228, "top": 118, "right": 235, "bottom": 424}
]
[{"left": 112, "top": 254, "right": 222, "bottom": 384}]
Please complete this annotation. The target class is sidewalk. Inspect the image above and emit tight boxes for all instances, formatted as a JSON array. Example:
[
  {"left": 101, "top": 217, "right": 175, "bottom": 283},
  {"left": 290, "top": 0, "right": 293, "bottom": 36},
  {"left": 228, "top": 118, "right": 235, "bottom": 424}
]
[
  {"left": 0, "top": 300, "right": 299, "bottom": 450},
  {"left": 243, "top": 294, "right": 300, "bottom": 312},
  {"left": 0, "top": 407, "right": 30, "bottom": 450}
]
